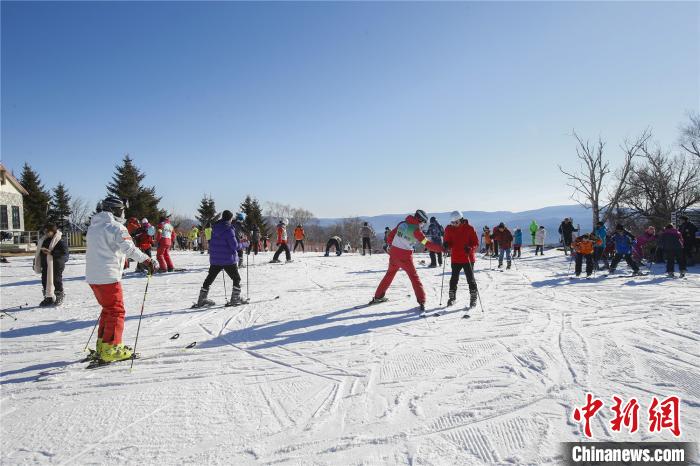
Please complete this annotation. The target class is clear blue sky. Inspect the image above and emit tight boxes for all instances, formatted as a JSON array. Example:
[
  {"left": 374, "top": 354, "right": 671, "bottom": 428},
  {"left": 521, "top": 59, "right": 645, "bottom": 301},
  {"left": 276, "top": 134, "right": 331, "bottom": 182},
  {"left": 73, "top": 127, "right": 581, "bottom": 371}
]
[{"left": 2, "top": 1, "right": 698, "bottom": 218}]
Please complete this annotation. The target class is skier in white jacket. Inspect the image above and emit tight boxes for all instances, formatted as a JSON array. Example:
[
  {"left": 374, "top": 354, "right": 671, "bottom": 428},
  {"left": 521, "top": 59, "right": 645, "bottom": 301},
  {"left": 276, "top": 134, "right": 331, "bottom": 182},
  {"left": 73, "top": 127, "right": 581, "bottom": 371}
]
[
  {"left": 86, "top": 196, "right": 156, "bottom": 363},
  {"left": 534, "top": 226, "right": 546, "bottom": 256}
]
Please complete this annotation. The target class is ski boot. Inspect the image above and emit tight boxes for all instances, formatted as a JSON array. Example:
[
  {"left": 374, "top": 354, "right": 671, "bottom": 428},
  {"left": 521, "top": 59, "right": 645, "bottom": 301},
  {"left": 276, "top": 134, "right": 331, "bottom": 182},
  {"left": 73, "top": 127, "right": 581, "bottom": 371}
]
[
  {"left": 680, "top": 270, "right": 686, "bottom": 278},
  {"left": 469, "top": 290, "right": 478, "bottom": 309},
  {"left": 270, "top": 259, "right": 282, "bottom": 263},
  {"left": 39, "top": 297, "right": 54, "bottom": 307},
  {"left": 368, "top": 296, "right": 388, "bottom": 306},
  {"left": 447, "top": 290, "right": 456, "bottom": 307},
  {"left": 631, "top": 270, "right": 642, "bottom": 276},
  {"left": 54, "top": 292, "right": 64, "bottom": 306},
  {"left": 418, "top": 303, "right": 426, "bottom": 312},
  {"left": 98, "top": 342, "right": 134, "bottom": 363},
  {"left": 506, "top": 260, "right": 511, "bottom": 270},
  {"left": 194, "top": 288, "right": 215, "bottom": 308},
  {"left": 323, "top": 253, "right": 329, "bottom": 257},
  {"left": 667, "top": 272, "right": 675, "bottom": 278},
  {"left": 286, "top": 259, "right": 293, "bottom": 263},
  {"left": 608, "top": 268, "right": 616, "bottom": 275},
  {"left": 225, "top": 286, "right": 248, "bottom": 307},
  {"left": 498, "top": 261, "right": 503, "bottom": 268}
]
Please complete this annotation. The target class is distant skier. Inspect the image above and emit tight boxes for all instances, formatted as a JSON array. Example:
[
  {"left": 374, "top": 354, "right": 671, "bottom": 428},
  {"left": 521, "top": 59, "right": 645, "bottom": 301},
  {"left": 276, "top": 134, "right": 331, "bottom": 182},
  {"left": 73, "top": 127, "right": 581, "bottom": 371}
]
[
  {"left": 481, "top": 226, "right": 493, "bottom": 255},
  {"left": 247, "top": 224, "right": 260, "bottom": 256},
  {"left": 534, "top": 226, "right": 546, "bottom": 255},
  {"left": 360, "top": 222, "right": 375, "bottom": 256},
  {"left": 86, "top": 196, "right": 156, "bottom": 363},
  {"left": 513, "top": 227, "right": 523, "bottom": 258},
  {"left": 383, "top": 227, "right": 391, "bottom": 252},
  {"left": 491, "top": 225, "right": 499, "bottom": 257},
  {"left": 324, "top": 236, "right": 343, "bottom": 256},
  {"left": 632, "top": 226, "right": 657, "bottom": 264},
  {"left": 293, "top": 224, "right": 305, "bottom": 252},
  {"left": 425, "top": 217, "right": 444, "bottom": 267},
  {"left": 271, "top": 218, "right": 292, "bottom": 263},
  {"left": 199, "top": 223, "right": 210, "bottom": 255},
  {"left": 572, "top": 233, "right": 601, "bottom": 277},
  {"left": 194, "top": 210, "right": 249, "bottom": 308},
  {"left": 678, "top": 215, "right": 697, "bottom": 266},
  {"left": 558, "top": 218, "right": 579, "bottom": 256},
  {"left": 493, "top": 223, "right": 514, "bottom": 269},
  {"left": 369, "top": 209, "right": 443, "bottom": 312},
  {"left": 608, "top": 224, "right": 641, "bottom": 275},
  {"left": 34, "top": 223, "right": 67, "bottom": 306},
  {"left": 529, "top": 220, "right": 539, "bottom": 246},
  {"left": 132, "top": 218, "right": 154, "bottom": 273},
  {"left": 658, "top": 224, "right": 686, "bottom": 277},
  {"left": 443, "top": 211, "right": 479, "bottom": 308},
  {"left": 233, "top": 213, "right": 249, "bottom": 267},
  {"left": 188, "top": 226, "right": 200, "bottom": 251},
  {"left": 593, "top": 221, "right": 609, "bottom": 270},
  {"left": 156, "top": 216, "right": 175, "bottom": 272}
]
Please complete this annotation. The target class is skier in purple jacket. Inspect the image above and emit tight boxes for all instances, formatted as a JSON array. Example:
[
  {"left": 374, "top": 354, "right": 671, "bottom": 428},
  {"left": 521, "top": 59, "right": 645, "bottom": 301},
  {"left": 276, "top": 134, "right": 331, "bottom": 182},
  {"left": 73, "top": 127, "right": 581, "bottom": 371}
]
[
  {"left": 194, "top": 210, "right": 249, "bottom": 307},
  {"left": 658, "top": 224, "right": 686, "bottom": 277}
]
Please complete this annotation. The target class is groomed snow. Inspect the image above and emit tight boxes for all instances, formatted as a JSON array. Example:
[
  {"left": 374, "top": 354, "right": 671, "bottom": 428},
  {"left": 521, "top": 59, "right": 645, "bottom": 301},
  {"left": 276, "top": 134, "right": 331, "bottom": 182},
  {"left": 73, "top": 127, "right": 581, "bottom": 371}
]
[{"left": 1, "top": 250, "right": 698, "bottom": 464}]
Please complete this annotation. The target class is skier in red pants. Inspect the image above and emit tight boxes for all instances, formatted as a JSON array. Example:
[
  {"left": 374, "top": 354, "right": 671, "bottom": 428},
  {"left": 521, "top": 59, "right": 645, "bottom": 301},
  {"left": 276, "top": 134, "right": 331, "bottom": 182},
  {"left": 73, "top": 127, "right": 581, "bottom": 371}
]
[
  {"left": 86, "top": 196, "right": 156, "bottom": 362},
  {"left": 369, "top": 209, "right": 443, "bottom": 312},
  {"left": 156, "top": 216, "right": 175, "bottom": 272}
]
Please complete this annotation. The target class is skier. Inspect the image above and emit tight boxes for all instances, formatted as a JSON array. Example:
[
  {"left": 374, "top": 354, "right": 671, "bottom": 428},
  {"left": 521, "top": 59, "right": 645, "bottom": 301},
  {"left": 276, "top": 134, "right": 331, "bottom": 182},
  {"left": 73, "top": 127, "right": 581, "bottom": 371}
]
[
  {"left": 383, "top": 227, "right": 391, "bottom": 252},
  {"left": 86, "top": 196, "right": 156, "bottom": 363},
  {"left": 324, "top": 236, "right": 343, "bottom": 256},
  {"left": 124, "top": 217, "right": 141, "bottom": 270},
  {"left": 293, "top": 224, "right": 305, "bottom": 252},
  {"left": 558, "top": 218, "right": 579, "bottom": 256},
  {"left": 678, "top": 215, "right": 697, "bottom": 266},
  {"left": 492, "top": 223, "right": 514, "bottom": 268},
  {"left": 233, "top": 213, "right": 249, "bottom": 267},
  {"left": 481, "top": 226, "right": 493, "bottom": 255},
  {"left": 34, "top": 223, "right": 67, "bottom": 306},
  {"left": 443, "top": 211, "right": 479, "bottom": 308},
  {"left": 425, "top": 217, "right": 444, "bottom": 267},
  {"left": 132, "top": 218, "right": 154, "bottom": 273},
  {"left": 608, "top": 224, "right": 641, "bottom": 275},
  {"left": 156, "top": 216, "right": 175, "bottom": 272},
  {"left": 572, "top": 233, "right": 601, "bottom": 278},
  {"left": 194, "top": 210, "right": 249, "bottom": 307},
  {"left": 658, "top": 223, "right": 686, "bottom": 277},
  {"left": 491, "top": 225, "right": 499, "bottom": 257},
  {"left": 360, "top": 222, "right": 375, "bottom": 256},
  {"left": 262, "top": 234, "right": 269, "bottom": 252},
  {"left": 534, "top": 226, "right": 546, "bottom": 255},
  {"left": 199, "top": 223, "right": 210, "bottom": 255},
  {"left": 529, "top": 220, "right": 539, "bottom": 246},
  {"left": 247, "top": 224, "right": 260, "bottom": 256},
  {"left": 369, "top": 209, "right": 443, "bottom": 312},
  {"left": 513, "top": 227, "right": 523, "bottom": 258},
  {"left": 593, "top": 221, "right": 609, "bottom": 270},
  {"left": 188, "top": 225, "right": 200, "bottom": 251},
  {"left": 271, "top": 218, "right": 291, "bottom": 263},
  {"left": 632, "top": 226, "right": 657, "bottom": 265}
]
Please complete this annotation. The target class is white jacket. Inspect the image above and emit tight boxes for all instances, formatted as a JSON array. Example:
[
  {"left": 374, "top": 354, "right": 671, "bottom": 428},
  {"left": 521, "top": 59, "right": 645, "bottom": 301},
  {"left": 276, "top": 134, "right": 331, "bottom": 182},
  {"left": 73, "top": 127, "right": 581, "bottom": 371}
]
[
  {"left": 535, "top": 228, "right": 546, "bottom": 246},
  {"left": 86, "top": 212, "right": 149, "bottom": 285}
]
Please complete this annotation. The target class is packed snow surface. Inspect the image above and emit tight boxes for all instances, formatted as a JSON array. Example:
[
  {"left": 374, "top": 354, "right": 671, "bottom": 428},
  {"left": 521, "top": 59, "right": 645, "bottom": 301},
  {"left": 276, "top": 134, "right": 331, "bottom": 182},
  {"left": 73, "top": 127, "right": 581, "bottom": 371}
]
[{"left": 1, "top": 250, "right": 698, "bottom": 464}]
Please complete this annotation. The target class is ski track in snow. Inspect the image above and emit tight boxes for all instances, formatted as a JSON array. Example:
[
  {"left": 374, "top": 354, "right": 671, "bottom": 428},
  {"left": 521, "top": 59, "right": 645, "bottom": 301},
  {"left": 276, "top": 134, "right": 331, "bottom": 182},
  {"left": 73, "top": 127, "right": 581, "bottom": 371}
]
[{"left": 1, "top": 250, "right": 698, "bottom": 464}]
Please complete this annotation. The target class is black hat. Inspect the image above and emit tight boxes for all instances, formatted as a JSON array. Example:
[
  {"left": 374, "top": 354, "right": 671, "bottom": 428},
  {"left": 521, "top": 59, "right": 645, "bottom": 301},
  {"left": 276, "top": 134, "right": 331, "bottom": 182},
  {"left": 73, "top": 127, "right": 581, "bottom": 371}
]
[
  {"left": 414, "top": 209, "right": 428, "bottom": 223},
  {"left": 101, "top": 196, "right": 125, "bottom": 216},
  {"left": 221, "top": 210, "right": 234, "bottom": 221}
]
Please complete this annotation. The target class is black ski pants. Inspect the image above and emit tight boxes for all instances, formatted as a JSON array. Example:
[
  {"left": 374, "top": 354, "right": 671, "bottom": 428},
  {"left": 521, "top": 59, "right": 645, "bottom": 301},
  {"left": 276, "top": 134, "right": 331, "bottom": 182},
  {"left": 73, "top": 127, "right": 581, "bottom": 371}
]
[
  {"left": 362, "top": 237, "right": 372, "bottom": 255},
  {"left": 665, "top": 249, "right": 686, "bottom": 274},
  {"left": 610, "top": 253, "right": 639, "bottom": 272},
  {"left": 202, "top": 264, "right": 241, "bottom": 290},
  {"left": 325, "top": 239, "right": 342, "bottom": 256},
  {"left": 273, "top": 244, "right": 291, "bottom": 261},
  {"left": 429, "top": 251, "right": 443, "bottom": 266},
  {"left": 449, "top": 262, "right": 477, "bottom": 293},
  {"left": 575, "top": 253, "right": 594, "bottom": 276},
  {"left": 293, "top": 240, "right": 304, "bottom": 252}
]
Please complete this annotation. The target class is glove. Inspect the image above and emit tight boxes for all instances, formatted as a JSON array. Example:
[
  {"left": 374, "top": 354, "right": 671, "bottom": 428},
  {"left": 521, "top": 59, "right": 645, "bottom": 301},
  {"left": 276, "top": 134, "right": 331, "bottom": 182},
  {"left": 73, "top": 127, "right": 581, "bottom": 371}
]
[
  {"left": 464, "top": 246, "right": 472, "bottom": 253},
  {"left": 142, "top": 258, "right": 157, "bottom": 275},
  {"left": 443, "top": 242, "right": 450, "bottom": 251}
]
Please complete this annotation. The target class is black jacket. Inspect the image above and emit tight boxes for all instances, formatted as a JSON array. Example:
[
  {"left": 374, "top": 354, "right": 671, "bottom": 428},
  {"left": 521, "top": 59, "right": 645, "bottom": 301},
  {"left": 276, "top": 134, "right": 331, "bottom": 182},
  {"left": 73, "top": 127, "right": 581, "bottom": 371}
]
[
  {"left": 679, "top": 221, "right": 697, "bottom": 242},
  {"left": 40, "top": 237, "right": 68, "bottom": 269},
  {"left": 558, "top": 222, "right": 578, "bottom": 241}
]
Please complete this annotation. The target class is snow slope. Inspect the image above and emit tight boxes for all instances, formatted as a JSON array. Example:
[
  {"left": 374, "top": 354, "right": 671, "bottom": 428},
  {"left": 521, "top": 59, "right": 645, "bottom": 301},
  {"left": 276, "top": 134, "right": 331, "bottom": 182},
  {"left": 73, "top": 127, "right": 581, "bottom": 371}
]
[{"left": 1, "top": 250, "right": 698, "bottom": 464}]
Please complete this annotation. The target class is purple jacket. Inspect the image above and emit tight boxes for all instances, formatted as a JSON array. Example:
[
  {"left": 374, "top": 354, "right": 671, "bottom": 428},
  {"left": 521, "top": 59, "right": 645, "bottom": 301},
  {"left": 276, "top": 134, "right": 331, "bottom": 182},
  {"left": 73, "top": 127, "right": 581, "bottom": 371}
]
[
  {"left": 658, "top": 228, "right": 684, "bottom": 252},
  {"left": 209, "top": 220, "right": 247, "bottom": 266}
]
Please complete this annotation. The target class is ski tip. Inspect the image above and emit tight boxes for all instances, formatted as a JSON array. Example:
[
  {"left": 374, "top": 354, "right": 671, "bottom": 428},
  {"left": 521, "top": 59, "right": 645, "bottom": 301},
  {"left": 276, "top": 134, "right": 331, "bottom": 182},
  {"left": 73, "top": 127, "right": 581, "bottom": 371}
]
[
  {"left": 462, "top": 314, "right": 471, "bottom": 319},
  {"left": 170, "top": 333, "right": 180, "bottom": 340},
  {"left": 185, "top": 342, "right": 197, "bottom": 349}
]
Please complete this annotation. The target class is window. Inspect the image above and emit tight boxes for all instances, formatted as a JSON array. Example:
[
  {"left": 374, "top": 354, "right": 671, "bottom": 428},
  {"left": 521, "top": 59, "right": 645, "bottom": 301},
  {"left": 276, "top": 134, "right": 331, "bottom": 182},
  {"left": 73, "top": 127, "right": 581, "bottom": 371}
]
[
  {"left": 12, "top": 206, "right": 20, "bottom": 230},
  {"left": 0, "top": 205, "right": 7, "bottom": 230}
]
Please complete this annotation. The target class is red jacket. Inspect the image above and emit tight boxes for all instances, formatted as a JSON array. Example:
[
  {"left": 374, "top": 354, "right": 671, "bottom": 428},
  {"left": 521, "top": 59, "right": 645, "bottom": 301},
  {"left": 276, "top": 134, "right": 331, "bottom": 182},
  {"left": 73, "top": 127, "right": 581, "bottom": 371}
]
[
  {"left": 277, "top": 225, "right": 288, "bottom": 245},
  {"left": 387, "top": 215, "right": 442, "bottom": 259},
  {"left": 444, "top": 221, "right": 479, "bottom": 263},
  {"left": 492, "top": 227, "right": 514, "bottom": 249}
]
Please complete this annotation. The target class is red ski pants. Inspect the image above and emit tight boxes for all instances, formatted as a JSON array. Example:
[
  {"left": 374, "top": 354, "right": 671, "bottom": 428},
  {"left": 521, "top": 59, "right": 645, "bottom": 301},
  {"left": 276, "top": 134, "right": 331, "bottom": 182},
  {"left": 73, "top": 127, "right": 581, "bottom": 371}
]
[
  {"left": 157, "top": 240, "right": 174, "bottom": 270},
  {"left": 90, "top": 282, "right": 126, "bottom": 345},
  {"left": 374, "top": 254, "right": 426, "bottom": 304}
]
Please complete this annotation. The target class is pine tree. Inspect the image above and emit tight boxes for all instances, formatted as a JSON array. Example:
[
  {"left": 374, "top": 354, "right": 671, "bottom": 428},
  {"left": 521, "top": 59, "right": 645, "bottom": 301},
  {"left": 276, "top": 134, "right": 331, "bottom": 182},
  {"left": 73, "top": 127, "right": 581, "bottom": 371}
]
[
  {"left": 240, "top": 195, "right": 268, "bottom": 236},
  {"left": 48, "top": 183, "right": 72, "bottom": 230},
  {"left": 106, "top": 154, "right": 162, "bottom": 222},
  {"left": 196, "top": 195, "right": 219, "bottom": 227},
  {"left": 19, "top": 163, "right": 51, "bottom": 231}
]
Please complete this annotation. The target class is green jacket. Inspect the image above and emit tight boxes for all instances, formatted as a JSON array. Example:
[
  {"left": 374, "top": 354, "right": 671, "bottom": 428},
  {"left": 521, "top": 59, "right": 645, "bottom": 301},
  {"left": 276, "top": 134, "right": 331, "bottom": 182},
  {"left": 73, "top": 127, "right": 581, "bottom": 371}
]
[{"left": 529, "top": 221, "right": 538, "bottom": 235}]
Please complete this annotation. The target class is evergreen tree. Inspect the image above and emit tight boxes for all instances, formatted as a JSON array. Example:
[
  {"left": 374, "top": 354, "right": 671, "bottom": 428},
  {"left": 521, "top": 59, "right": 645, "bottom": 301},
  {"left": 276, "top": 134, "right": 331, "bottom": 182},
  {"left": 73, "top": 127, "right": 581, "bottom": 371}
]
[
  {"left": 241, "top": 195, "right": 268, "bottom": 236},
  {"left": 48, "top": 183, "right": 72, "bottom": 230},
  {"left": 106, "top": 154, "right": 162, "bottom": 222},
  {"left": 19, "top": 163, "right": 51, "bottom": 231},
  {"left": 196, "top": 195, "right": 219, "bottom": 227}
]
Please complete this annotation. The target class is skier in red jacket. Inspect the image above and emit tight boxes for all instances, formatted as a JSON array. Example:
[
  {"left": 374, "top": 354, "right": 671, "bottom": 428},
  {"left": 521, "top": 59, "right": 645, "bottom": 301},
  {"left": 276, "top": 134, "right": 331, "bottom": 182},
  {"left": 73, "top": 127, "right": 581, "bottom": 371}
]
[
  {"left": 443, "top": 211, "right": 480, "bottom": 308},
  {"left": 369, "top": 210, "right": 442, "bottom": 311}
]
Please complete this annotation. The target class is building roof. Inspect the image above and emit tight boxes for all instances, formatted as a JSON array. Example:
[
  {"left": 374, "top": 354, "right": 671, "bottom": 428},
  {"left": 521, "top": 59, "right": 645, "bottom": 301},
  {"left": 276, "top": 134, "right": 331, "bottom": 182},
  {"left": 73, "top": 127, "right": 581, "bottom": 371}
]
[{"left": 0, "top": 163, "right": 29, "bottom": 196}]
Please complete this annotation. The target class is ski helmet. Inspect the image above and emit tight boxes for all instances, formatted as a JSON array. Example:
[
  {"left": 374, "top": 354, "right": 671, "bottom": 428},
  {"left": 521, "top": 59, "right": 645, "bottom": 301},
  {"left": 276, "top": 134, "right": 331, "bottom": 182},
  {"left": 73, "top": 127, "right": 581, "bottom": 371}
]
[
  {"left": 141, "top": 218, "right": 149, "bottom": 224},
  {"left": 101, "top": 196, "right": 125, "bottom": 220},
  {"left": 281, "top": 218, "right": 289, "bottom": 226},
  {"left": 414, "top": 209, "right": 428, "bottom": 223},
  {"left": 449, "top": 211, "right": 463, "bottom": 223},
  {"left": 235, "top": 212, "right": 245, "bottom": 221}
]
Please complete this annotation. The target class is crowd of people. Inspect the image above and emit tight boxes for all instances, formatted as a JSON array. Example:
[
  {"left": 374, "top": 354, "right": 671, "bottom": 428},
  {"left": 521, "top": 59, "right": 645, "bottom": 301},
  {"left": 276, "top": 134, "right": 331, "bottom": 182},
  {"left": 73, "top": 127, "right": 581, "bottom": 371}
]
[{"left": 27, "top": 196, "right": 698, "bottom": 364}]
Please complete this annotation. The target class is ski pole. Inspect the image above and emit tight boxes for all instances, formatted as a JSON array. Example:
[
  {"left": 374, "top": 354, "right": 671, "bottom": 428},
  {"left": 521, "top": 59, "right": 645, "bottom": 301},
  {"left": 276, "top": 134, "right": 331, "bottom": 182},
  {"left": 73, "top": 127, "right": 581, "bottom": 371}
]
[
  {"left": 84, "top": 312, "right": 101, "bottom": 352},
  {"left": 438, "top": 253, "right": 447, "bottom": 305},
  {"left": 246, "top": 253, "right": 250, "bottom": 300},
  {"left": 222, "top": 273, "right": 227, "bottom": 305},
  {"left": 466, "top": 260, "right": 484, "bottom": 313},
  {"left": 0, "top": 302, "right": 26, "bottom": 320},
  {"left": 130, "top": 272, "right": 151, "bottom": 370}
]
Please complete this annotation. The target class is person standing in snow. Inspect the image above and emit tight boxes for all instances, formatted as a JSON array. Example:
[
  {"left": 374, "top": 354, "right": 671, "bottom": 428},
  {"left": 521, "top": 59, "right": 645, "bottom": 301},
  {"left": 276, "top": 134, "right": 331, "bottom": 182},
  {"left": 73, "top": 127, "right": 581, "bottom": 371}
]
[
  {"left": 199, "top": 223, "right": 210, "bottom": 255},
  {"left": 369, "top": 209, "right": 443, "bottom": 312},
  {"left": 132, "top": 218, "right": 154, "bottom": 273},
  {"left": 493, "top": 222, "right": 514, "bottom": 269},
  {"left": 481, "top": 226, "right": 493, "bottom": 255},
  {"left": 194, "top": 210, "right": 249, "bottom": 307},
  {"left": 247, "top": 224, "right": 260, "bottom": 256},
  {"left": 271, "top": 218, "right": 292, "bottom": 263},
  {"left": 491, "top": 225, "right": 500, "bottom": 257},
  {"left": 233, "top": 213, "right": 249, "bottom": 267},
  {"left": 513, "top": 227, "right": 523, "bottom": 258},
  {"left": 324, "top": 235, "right": 343, "bottom": 256},
  {"left": 425, "top": 217, "right": 444, "bottom": 267},
  {"left": 558, "top": 218, "right": 579, "bottom": 256},
  {"left": 86, "top": 196, "right": 156, "bottom": 363},
  {"left": 34, "top": 223, "right": 68, "bottom": 306},
  {"left": 678, "top": 215, "right": 697, "bottom": 266},
  {"left": 156, "top": 216, "right": 175, "bottom": 272},
  {"left": 608, "top": 224, "right": 641, "bottom": 275},
  {"left": 572, "top": 233, "right": 601, "bottom": 277},
  {"left": 657, "top": 224, "right": 686, "bottom": 277},
  {"left": 383, "top": 227, "right": 391, "bottom": 252},
  {"left": 534, "top": 226, "right": 546, "bottom": 255},
  {"left": 293, "top": 224, "right": 305, "bottom": 253},
  {"left": 593, "top": 221, "right": 609, "bottom": 270},
  {"left": 529, "top": 220, "right": 539, "bottom": 247},
  {"left": 188, "top": 226, "right": 200, "bottom": 251},
  {"left": 360, "top": 222, "right": 375, "bottom": 256},
  {"left": 632, "top": 226, "right": 657, "bottom": 265},
  {"left": 443, "top": 211, "right": 479, "bottom": 308}
]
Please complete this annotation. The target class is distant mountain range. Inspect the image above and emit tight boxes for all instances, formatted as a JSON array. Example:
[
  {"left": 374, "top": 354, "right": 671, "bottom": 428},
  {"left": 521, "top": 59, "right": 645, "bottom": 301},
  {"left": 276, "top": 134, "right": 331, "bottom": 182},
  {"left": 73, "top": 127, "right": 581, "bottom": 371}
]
[{"left": 318, "top": 205, "right": 593, "bottom": 236}]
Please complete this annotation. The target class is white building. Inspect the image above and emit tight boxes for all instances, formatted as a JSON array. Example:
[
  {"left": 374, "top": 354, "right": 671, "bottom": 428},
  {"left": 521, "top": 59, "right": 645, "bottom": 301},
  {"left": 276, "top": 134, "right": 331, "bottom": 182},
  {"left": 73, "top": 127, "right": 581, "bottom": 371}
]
[{"left": 0, "top": 163, "right": 28, "bottom": 232}]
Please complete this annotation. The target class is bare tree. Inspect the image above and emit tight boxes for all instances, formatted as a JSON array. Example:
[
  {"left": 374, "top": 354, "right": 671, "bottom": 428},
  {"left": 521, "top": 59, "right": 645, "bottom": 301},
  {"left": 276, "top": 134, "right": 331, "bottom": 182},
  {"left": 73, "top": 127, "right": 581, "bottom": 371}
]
[
  {"left": 679, "top": 111, "right": 700, "bottom": 159},
  {"left": 69, "top": 197, "right": 91, "bottom": 229},
  {"left": 559, "top": 130, "right": 650, "bottom": 230}
]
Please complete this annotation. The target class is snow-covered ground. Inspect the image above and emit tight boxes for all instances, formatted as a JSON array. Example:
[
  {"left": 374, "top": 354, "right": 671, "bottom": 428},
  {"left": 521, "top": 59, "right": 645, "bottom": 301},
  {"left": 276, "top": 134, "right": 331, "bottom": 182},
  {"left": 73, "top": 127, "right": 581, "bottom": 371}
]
[{"left": 1, "top": 250, "right": 698, "bottom": 464}]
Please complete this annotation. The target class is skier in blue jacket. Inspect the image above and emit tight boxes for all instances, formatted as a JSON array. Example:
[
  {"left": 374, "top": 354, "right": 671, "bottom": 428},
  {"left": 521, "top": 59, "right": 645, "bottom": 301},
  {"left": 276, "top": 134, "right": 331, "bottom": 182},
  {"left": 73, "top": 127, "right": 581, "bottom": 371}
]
[
  {"left": 609, "top": 224, "right": 641, "bottom": 275},
  {"left": 593, "top": 221, "right": 609, "bottom": 270}
]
